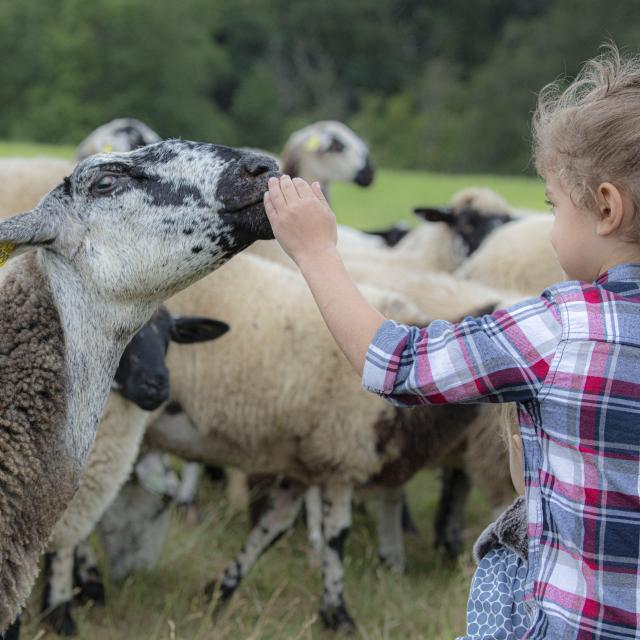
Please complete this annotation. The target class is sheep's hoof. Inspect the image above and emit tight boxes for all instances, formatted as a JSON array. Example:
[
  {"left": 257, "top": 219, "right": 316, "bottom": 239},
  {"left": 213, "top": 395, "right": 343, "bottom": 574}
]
[
  {"left": 378, "top": 552, "right": 406, "bottom": 574},
  {"left": 75, "top": 570, "right": 105, "bottom": 606},
  {"left": 435, "top": 529, "right": 463, "bottom": 560},
  {"left": 44, "top": 602, "right": 78, "bottom": 637},
  {"left": 320, "top": 603, "right": 356, "bottom": 633}
]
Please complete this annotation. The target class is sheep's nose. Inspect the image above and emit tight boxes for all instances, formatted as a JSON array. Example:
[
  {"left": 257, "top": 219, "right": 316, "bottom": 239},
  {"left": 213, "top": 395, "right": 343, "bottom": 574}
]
[{"left": 242, "top": 157, "right": 272, "bottom": 177}]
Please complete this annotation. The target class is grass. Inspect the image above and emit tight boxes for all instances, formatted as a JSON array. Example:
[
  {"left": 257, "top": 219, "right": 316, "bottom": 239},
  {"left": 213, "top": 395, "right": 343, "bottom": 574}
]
[
  {"left": 22, "top": 473, "right": 496, "bottom": 640},
  {"left": 4, "top": 140, "right": 527, "bottom": 639}
]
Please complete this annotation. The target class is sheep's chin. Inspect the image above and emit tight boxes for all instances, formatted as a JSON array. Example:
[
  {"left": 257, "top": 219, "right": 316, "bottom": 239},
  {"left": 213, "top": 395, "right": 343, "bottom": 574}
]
[{"left": 221, "top": 201, "right": 274, "bottom": 242}]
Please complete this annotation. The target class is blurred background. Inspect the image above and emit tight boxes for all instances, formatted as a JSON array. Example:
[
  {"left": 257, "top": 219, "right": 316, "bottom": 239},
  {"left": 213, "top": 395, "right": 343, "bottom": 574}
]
[{"left": 1, "top": 0, "right": 639, "bottom": 175}]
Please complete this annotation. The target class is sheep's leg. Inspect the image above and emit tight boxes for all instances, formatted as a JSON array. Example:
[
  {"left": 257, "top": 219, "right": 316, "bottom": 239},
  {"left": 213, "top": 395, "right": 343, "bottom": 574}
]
[
  {"left": 319, "top": 483, "right": 355, "bottom": 633},
  {"left": 304, "top": 486, "right": 324, "bottom": 558},
  {"left": 226, "top": 468, "right": 249, "bottom": 512},
  {"left": 175, "top": 461, "right": 202, "bottom": 523},
  {"left": 434, "top": 466, "right": 470, "bottom": 559},
  {"left": 42, "top": 550, "right": 77, "bottom": 637},
  {"left": 0, "top": 615, "right": 20, "bottom": 640},
  {"left": 376, "top": 486, "right": 406, "bottom": 573},
  {"left": 205, "top": 476, "right": 305, "bottom": 605},
  {"left": 73, "top": 540, "right": 105, "bottom": 606}
]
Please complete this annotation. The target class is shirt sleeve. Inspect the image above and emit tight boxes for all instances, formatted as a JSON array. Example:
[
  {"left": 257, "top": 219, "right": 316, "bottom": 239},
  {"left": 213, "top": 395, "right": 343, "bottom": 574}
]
[{"left": 362, "top": 292, "right": 562, "bottom": 408}]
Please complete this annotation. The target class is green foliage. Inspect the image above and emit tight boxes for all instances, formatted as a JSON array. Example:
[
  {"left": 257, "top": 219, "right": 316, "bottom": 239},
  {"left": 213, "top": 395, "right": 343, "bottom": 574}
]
[{"left": 0, "top": 0, "right": 638, "bottom": 173}]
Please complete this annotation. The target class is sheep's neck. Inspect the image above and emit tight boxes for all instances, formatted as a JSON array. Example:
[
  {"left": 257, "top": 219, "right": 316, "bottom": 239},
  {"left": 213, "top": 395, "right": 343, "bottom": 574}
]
[{"left": 41, "top": 251, "right": 156, "bottom": 472}]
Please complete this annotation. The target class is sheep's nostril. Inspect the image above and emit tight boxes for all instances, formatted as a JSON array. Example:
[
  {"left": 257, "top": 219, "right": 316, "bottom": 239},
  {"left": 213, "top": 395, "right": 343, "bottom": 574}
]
[{"left": 242, "top": 159, "right": 272, "bottom": 178}]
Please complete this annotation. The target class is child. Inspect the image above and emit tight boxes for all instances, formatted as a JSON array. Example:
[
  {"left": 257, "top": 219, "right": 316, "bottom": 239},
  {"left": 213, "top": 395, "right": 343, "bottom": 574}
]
[{"left": 264, "top": 44, "right": 640, "bottom": 639}]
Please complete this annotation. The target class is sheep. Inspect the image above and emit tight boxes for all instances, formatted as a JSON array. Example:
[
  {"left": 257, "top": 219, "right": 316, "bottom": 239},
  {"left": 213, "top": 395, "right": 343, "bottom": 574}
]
[
  {"left": 75, "top": 117, "right": 162, "bottom": 161},
  {"left": 250, "top": 186, "right": 518, "bottom": 273},
  {"left": 455, "top": 213, "right": 564, "bottom": 295},
  {"left": 38, "top": 309, "right": 229, "bottom": 636},
  {"left": 0, "top": 157, "right": 75, "bottom": 218},
  {"left": 280, "top": 120, "right": 374, "bottom": 197},
  {"left": 0, "top": 119, "right": 161, "bottom": 221},
  {"left": 134, "top": 252, "right": 506, "bottom": 631},
  {"left": 0, "top": 139, "right": 277, "bottom": 632}
]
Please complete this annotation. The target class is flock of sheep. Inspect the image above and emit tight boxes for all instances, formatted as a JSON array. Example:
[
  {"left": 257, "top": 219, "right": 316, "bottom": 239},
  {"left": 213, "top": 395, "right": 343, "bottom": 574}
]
[{"left": 0, "top": 118, "right": 564, "bottom": 638}]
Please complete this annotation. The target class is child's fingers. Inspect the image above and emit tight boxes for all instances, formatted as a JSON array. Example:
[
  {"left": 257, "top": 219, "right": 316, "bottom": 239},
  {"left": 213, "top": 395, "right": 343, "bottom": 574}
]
[
  {"left": 311, "top": 182, "right": 330, "bottom": 206},
  {"left": 292, "top": 177, "right": 314, "bottom": 199},
  {"left": 263, "top": 192, "right": 278, "bottom": 222},
  {"left": 279, "top": 175, "right": 298, "bottom": 204},
  {"left": 267, "top": 177, "right": 287, "bottom": 213}
]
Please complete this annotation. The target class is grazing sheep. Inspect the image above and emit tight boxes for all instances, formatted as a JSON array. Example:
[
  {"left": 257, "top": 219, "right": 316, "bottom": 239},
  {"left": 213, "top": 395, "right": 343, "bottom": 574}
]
[
  {"left": 137, "top": 253, "right": 501, "bottom": 631},
  {"left": 75, "top": 118, "right": 162, "bottom": 161},
  {"left": 39, "top": 309, "right": 229, "bottom": 636},
  {"left": 0, "top": 139, "right": 277, "bottom": 632}
]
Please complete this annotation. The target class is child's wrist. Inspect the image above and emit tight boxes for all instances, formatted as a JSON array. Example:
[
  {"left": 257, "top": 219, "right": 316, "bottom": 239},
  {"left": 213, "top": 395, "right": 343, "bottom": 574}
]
[{"left": 296, "top": 245, "right": 340, "bottom": 275}]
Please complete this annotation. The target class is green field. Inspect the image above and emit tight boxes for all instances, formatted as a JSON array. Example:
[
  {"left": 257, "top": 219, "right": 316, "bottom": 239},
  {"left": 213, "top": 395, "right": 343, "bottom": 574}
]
[{"left": 5, "top": 141, "right": 528, "bottom": 639}]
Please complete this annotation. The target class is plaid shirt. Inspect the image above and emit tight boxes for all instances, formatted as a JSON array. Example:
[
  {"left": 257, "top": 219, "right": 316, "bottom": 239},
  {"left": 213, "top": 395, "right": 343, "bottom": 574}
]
[{"left": 362, "top": 263, "right": 640, "bottom": 640}]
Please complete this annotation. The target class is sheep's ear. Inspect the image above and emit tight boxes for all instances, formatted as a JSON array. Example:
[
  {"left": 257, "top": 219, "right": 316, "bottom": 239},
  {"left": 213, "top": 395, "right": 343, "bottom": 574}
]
[
  {"left": 413, "top": 206, "right": 456, "bottom": 225},
  {"left": 0, "top": 182, "right": 85, "bottom": 265},
  {"left": 0, "top": 209, "right": 61, "bottom": 265},
  {"left": 170, "top": 317, "right": 230, "bottom": 344}
]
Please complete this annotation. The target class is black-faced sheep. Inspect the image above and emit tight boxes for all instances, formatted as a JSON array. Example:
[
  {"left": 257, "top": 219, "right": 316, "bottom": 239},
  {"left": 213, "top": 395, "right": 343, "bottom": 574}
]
[{"left": 0, "top": 139, "right": 277, "bottom": 632}]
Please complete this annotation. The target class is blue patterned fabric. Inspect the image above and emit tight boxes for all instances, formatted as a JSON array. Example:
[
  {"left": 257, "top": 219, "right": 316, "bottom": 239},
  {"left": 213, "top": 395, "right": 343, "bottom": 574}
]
[{"left": 459, "top": 547, "right": 529, "bottom": 640}]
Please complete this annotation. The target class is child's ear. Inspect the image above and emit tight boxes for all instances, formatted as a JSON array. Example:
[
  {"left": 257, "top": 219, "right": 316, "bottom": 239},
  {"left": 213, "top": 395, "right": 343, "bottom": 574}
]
[{"left": 595, "top": 182, "right": 627, "bottom": 237}]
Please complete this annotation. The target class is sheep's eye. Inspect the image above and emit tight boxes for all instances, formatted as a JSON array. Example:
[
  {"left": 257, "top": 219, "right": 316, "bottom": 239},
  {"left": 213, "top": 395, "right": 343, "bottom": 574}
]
[
  {"left": 91, "top": 174, "right": 119, "bottom": 195},
  {"left": 327, "top": 137, "right": 345, "bottom": 153}
]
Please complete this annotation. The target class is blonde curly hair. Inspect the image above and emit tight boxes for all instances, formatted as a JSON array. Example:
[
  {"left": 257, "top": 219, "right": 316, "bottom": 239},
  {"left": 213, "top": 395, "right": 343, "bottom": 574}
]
[{"left": 533, "top": 43, "right": 640, "bottom": 236}]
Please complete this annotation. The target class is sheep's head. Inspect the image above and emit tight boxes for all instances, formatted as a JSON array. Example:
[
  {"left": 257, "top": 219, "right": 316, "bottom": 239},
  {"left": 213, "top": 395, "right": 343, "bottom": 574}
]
[
  {"left": 281, "top": 121, "right": 374, "bottom": 188},
  {"left": 414, "top": 188, "right": 515, "bottom": 256},
  {"left": 0, "top": 140, "right": 278, "bottom": 301},
  {"left": 76, "top": 117, "right": 162, "bottom": 160},
  {"left": 113, "top": 307, "right": 229, "bottom": 411}
]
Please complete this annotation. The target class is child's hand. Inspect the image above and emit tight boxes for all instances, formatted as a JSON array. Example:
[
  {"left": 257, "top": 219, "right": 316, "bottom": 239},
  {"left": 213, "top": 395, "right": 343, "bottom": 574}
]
[{"left": 264, "top": 175, "right": 338, "bottom": 267}]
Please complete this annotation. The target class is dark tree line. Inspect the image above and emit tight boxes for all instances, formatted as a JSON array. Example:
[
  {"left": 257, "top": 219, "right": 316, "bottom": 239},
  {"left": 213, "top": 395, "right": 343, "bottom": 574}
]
[{"left": 1, "top": 0, "right": 638, "bottom": 173}]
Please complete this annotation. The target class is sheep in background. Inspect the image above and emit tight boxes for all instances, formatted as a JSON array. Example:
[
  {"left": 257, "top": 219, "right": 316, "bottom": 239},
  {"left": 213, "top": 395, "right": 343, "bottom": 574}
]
[
  {"left": 0, "top": 118, "right": 161, "bottom": 220},
  {"left": 455, "top": 214, "right": 564, "bottom": 295},
  {"left": 0, "top": 140, "right": 276, "bottom": 633},
  {"left": 0, "top": 157, "right": 74, "bottom": 218},
  {"left": 75, "top": 117, "right": 161, "bottom": 160},
  {"left": 133, "top": 253, "right": 507, "bottom": 631},
  {"left": 38, "top": 310, "right": 229, "bottom": 637}
]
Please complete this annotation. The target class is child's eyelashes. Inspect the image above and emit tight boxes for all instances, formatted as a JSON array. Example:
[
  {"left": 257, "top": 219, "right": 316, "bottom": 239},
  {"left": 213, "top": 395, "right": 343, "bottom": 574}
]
[{"left": 544, "top": 198, "right": 556, "bottom": 214}]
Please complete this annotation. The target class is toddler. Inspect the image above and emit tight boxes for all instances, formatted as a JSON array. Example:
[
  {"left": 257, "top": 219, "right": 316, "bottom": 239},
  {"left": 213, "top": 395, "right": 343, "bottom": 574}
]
[{"left": 264, "top": 45, "right": 640, "bottom": 639}]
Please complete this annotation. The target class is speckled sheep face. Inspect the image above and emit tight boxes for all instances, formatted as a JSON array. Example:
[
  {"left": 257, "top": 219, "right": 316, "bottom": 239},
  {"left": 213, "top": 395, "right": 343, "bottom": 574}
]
[
  {"left": 5, "top": 140, "right": 278, "bottom": 301},
  {"left": 286, "top": 121, "right": 374, "bottom": 186}
]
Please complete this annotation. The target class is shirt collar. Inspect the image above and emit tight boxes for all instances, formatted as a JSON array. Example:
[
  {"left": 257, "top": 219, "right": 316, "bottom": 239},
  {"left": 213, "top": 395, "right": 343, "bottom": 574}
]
[{"left": 596, "top": 263, "right": 640, "bottom": 285}]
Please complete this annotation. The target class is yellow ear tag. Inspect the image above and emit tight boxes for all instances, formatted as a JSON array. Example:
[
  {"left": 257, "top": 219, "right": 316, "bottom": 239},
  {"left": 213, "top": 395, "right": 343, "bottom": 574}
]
[
  {"left": 0, "top": 241, "right": 16, "bottom": 267},
  {"left": 102, "top": 143, "right": 113, "bottom": 153},
  {"left": 304, "top": 134, "right": 322, "bottom": 152}
]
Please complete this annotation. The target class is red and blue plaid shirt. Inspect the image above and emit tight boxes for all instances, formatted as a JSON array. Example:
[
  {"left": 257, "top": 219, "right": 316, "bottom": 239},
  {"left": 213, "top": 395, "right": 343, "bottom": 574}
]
[{"left": 362, "top": 263, "right": 640, "bottom": 639}]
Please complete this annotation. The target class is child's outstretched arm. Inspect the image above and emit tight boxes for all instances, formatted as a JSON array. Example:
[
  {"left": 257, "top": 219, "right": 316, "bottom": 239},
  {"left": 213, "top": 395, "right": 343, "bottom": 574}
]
[
  {"left": 265, "top": 175, "right": 562, "bottom": 407},
  {"left": 264, "top": 175, "right": 384, "bottom": 375}
]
